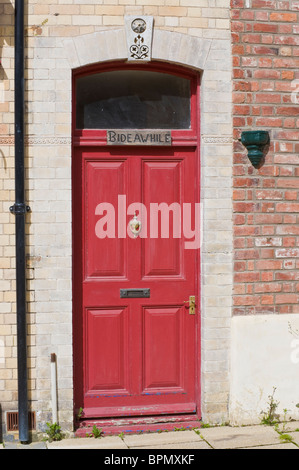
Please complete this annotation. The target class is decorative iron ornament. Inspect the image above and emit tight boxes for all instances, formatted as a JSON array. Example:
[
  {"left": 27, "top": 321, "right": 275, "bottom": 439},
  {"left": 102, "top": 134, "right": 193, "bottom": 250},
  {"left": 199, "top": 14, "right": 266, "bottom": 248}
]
[{"left": 130, "top": 35, "right": 149, "bottom": 61}]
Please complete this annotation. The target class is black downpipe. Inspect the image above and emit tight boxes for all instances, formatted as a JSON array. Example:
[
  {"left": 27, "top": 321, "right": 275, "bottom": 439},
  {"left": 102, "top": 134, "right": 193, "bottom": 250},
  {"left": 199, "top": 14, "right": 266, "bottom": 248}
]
[{"left": 10, "top": 0, "right": 30, "bottom": 444}]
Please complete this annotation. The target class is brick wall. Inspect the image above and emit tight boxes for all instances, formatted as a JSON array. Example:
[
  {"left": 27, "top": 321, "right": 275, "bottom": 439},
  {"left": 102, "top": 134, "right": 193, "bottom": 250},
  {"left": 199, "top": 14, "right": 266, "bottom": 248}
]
[
  {"left": 1, "top": 0, "right": 233, "bottom": 431},
  {"left": 232, "top": 0, "right": 299, "bottom": 315}
]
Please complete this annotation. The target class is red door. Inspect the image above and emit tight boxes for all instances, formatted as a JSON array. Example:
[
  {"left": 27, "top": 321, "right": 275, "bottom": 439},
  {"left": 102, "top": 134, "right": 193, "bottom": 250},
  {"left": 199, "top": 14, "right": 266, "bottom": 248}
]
[{"left": 73, "top": 145, "right": 200, "bottom": 419}]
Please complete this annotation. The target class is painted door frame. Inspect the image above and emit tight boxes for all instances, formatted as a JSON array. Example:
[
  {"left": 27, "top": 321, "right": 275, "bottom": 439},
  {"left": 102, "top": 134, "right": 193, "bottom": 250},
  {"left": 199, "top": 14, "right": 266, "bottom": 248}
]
[{"left": 72, "top": 61, "right": 202, "bottom": 427}]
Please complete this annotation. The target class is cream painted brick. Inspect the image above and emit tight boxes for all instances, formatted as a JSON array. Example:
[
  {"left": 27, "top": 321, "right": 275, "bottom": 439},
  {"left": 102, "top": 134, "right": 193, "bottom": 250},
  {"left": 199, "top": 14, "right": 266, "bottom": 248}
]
[
  {"left": 159, "top": 6, "right": 187, "bottom": 15},
  {"left": 95, "top": 5, "right": 125, "bottom": 14},
  {"left": 180, "top": 17, "right": 209, "bottom": 28},
  {"left": 102, "top": 15, "right": 124, "bottom": 25}
]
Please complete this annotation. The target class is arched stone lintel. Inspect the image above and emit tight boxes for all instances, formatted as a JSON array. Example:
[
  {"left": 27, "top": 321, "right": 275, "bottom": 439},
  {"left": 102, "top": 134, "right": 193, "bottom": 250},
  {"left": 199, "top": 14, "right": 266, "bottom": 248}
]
[{"left": 63, "top": 28, "right": 212, "bottom": 71}]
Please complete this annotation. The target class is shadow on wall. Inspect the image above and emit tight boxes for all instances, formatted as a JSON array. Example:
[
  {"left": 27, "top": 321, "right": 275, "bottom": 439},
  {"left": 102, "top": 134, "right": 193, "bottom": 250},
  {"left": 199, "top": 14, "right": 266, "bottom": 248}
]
[{"left": 0, "top": 0, "right": 14, "bottom": 81}]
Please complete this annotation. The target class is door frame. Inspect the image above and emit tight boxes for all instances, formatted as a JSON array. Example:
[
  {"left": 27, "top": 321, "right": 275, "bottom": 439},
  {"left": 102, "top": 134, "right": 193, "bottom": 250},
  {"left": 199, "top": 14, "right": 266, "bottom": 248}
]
[{"left": 72, "top": 61, "right": 202, "bottom": 427}]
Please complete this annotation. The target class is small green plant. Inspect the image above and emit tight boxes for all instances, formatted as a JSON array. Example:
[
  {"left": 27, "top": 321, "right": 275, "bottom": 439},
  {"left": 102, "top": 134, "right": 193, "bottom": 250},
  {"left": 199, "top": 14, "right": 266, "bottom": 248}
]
[
  {"left": 281, "top": 408, "right": 290, "bottom": 432},
  {"left": 118, "top": 431, "right": 125, "bottom": 440},
  {"left": 201, "top": 423, "right": 212, "bottom": 428},
  {"left": 77, "top": 407, "right": 84, "bottom": 419},
  {"left": 45, "top": 422, "right": 63, "bottom": 442},
  {"left": 279, "top": 433, "right": 293, "bottom": 443},
  {"left": 260, "top": 387, "right": 279, "bottom": 426},
  {"left": 86, "top": 425, "right": 103, "bottom": 439}
]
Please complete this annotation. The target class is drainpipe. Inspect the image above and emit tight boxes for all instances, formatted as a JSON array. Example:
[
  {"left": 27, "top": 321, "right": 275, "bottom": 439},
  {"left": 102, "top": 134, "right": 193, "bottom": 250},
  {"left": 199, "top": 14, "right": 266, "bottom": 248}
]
[
  {"left": 51, "top": 354, "right": 58, "bottom": 424},
  {"left": 9, "top": 0, "right": 30, "bottom": 444}
]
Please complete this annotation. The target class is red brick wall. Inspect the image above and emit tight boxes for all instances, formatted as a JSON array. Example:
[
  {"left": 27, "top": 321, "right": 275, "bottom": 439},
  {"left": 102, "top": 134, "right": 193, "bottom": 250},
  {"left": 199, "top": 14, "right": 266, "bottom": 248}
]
[{"left": 231, "top": 0, "right": 299, "bottom": 315}]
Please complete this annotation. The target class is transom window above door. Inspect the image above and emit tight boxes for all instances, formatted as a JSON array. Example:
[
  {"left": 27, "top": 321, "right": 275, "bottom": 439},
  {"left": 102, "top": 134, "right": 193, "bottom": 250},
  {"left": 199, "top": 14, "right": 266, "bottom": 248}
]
[{"left": 75, "top": 70, "right": 191, "bottom": 130}]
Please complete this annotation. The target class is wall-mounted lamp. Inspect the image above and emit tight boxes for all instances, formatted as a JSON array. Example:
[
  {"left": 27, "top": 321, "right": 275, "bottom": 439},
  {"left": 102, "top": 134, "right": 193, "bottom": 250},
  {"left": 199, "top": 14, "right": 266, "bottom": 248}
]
[{"left": 240, "top": 130, "right": 270, "bottom": 168}]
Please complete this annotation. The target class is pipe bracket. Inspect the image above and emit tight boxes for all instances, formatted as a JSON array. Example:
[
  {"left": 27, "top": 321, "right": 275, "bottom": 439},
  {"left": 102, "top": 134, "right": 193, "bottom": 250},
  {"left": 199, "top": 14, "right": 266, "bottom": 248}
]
[{"left": 9, "top": 203, "right": 31, "bottom": 215}]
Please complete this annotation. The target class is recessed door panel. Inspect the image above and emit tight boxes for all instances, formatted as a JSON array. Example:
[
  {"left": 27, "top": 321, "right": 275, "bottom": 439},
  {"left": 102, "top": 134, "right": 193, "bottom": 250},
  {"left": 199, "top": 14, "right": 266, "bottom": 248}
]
[
  {"left": 143, "top": 307, "right": 184, "bottom": 392},
  {"left": 85, "top": 159, "right": 127, "bottom": 279},
  {"left": 142, "top": 161, "right": 183, "bottom": 279},
  {"left": 85, "top": 307, "right": 129, "bottom": 394}
]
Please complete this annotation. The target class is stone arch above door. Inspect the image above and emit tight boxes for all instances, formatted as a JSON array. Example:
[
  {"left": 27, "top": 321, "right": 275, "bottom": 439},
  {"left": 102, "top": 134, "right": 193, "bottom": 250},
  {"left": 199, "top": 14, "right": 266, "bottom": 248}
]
[{"left": 63, "top": 28, "right": 212, "bottom": 71}]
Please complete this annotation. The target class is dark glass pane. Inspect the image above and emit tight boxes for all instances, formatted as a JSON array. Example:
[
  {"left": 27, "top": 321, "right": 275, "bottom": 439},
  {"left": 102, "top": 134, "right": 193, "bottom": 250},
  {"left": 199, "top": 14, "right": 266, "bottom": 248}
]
[{"left": 76, "top": 70, "right": 191, "bottom": 130}]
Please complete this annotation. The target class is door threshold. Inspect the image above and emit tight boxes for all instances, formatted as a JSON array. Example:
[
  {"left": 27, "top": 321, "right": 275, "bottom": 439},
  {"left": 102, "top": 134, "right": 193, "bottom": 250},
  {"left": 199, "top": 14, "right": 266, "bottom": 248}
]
[{"left": 75, "top": 414, "right": 201, "bottom": 437}]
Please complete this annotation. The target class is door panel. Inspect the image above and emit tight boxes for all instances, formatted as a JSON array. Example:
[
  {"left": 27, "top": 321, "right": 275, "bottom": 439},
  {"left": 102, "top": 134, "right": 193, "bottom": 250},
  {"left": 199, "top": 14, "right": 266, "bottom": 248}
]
[
  {"left": 143, "top": 161, "right": 183, "bottom": 278},
  {"left": 85, "top": 307, "right": 129, "bottom": 394},
  {"left": 143, "top": 306, "right": 184, "bottom": 392},
  {"left": 85, "top": 159, "right": 127, "bottom": 279},
  {"left": 76, "top": 147, "right": 199, "bottom": 418}
]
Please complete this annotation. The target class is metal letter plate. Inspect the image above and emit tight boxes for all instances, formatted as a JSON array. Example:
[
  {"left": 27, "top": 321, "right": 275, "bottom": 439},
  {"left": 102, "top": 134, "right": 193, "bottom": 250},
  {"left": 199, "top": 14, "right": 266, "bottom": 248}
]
[{"left": 120, "top": 288, "right": 150, "bottom": 298}]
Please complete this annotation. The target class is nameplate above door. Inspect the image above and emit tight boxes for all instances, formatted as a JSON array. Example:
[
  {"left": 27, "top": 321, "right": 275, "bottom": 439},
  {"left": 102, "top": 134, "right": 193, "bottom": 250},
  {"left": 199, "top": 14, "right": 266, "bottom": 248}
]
[{"left": 107, "top": 130, "right": 172, "bottom": 146}]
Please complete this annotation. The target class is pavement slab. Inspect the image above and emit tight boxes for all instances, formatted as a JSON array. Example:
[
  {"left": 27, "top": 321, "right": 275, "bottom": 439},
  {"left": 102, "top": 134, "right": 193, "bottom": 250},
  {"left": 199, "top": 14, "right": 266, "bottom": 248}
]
[
  {"left": 289, "top": 432, "right": 299, "bottom": 447},
  {"left": 277, "top": 421, "right": 299, "bottom": 433},
  {"left": 123, "top": 430, "right": 202, "bottom": 448},
  {"left": 48, "top": 436, "right": 127, "bottom": 449},
  {"left": 240, "top": 443, "right": 298, "bottom": 449},
  {"left": 199, "top": 425, "right": 282, "bottom": 449},
  {"left": 129, "top": 440, "right": 211, "bottom": 450},
  {"left": 2, "top": 424, "right": 299, "bottom": 449},
  {"left": 3, "top": 442, "right": 47, "bottom": 449}
]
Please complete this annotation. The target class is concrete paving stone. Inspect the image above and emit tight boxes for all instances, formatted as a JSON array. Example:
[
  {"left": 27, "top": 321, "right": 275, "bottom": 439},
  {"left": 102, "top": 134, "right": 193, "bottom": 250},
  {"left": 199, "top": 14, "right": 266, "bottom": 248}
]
[
  {"left": 277, "top": 421, "right": 299, "bottom": 433},
  {"left": 130, "top": 440, "right": 211, "bottom": 450},
  {"left": 239, "top": 443, "right": 298, "bottom": 450},
  {"left": 199, "top": 425, "right": 281, "bottom": 449},
  {"left": 123, "top": 430, "right": 202, "bottom": 448},
  {"left": 4, "top": 442, "right": 47, "bottom": 449},
  {"left": 289, "top": 432, "right": 299, "bottom": 446},
  {"left": 47, "top": 436, "right": 128, "bottom": 449},
  {"left": 2, "top": 443, "right": 18, "bottom": 449}
]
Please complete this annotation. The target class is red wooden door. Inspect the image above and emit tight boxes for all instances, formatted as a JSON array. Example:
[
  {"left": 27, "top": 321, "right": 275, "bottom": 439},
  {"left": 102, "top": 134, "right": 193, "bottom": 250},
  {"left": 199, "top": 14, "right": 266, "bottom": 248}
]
[{"left": 74, "top": 145, "right": 199, "bottom": 419}]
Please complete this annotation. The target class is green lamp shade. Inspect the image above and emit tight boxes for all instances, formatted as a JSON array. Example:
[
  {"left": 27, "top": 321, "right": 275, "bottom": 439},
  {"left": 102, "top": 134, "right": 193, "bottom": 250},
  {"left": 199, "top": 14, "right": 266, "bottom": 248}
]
[{"left": 240, "top": 130, "right": 270, "bottom": 168}]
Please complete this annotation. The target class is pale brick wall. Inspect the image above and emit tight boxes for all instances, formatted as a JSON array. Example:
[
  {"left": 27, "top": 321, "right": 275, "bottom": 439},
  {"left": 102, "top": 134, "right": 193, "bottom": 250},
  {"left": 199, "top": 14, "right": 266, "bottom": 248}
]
[{"left": 1, "top": 0, "right": 233, "bottom": 435}]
